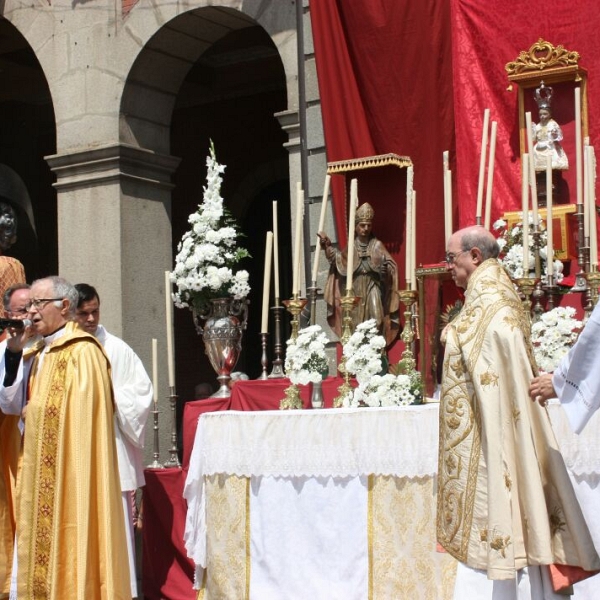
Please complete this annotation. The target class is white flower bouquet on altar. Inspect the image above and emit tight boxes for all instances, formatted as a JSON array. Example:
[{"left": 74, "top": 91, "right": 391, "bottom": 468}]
[
  {"left": 284, "top": 325, "right": 330, "bottom": 385},
  {"left": 493, "top": 217, "right": 563, "bottom": 283},
  {"left": 171, "top": 143, "right": 250, "bottom": 314},
  {"left": 531, "top": 306, "right": 582, "bottom": 373},
  {"left": 341, "top": 319, "right": 422, "bottom": 407}
]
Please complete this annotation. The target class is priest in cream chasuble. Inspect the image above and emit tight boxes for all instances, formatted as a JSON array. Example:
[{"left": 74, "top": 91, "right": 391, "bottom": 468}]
[{"left": 437, "top": 227, "right": 599, "bottom": 590}]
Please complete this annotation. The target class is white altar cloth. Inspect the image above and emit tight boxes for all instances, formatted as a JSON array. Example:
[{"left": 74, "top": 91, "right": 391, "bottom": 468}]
[{"left": 183, "top": 405, "right": 455, "bottom": 600}]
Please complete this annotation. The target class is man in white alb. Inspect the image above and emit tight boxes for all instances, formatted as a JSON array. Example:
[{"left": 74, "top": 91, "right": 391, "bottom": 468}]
[{"left": 74, "top": 283, "right": 153, "bottom": 599}]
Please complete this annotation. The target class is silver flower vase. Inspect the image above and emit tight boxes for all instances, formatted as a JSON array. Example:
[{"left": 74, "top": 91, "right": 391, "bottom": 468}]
[
  {"left": 310, "top": 379, "right": 324, "bottom": 409},
  {"left": 194, "top": 298, "right": 248, "bottom": 398}
]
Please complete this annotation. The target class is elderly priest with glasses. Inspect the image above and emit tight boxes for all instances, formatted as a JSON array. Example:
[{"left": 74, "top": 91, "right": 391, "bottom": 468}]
[
  {"left": 439, "top": 226, "right": 600, "bottom": 599},
  {"left": 0, "top": 276, "right": 130, "bottom": 599}
]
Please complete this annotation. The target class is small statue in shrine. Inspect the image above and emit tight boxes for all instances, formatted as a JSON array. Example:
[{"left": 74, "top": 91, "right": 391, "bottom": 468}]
[
  {"left": 317, "top": 202, "right": 400, "bottom": 345},
  {"left": 532, "top": 81, "right": 569, "bottom": 172}
]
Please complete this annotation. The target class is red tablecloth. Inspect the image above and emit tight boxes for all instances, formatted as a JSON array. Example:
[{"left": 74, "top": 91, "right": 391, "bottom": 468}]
[
  {"left": 142, "top": 468, "right": 195, "bottom": 600},
  {"left": 143, "top": 377, "right": 348, "bottom": 599}
]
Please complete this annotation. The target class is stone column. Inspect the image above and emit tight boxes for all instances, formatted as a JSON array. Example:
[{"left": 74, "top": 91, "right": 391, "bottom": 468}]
[{"left": 46, "top": 143, "right": 180, "bottom": 463}]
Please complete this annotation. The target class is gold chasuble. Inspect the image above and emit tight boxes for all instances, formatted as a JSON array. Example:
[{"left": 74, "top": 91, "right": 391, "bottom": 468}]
[
  {"left": 17, "top": 322, "right": 130, "bottom": 599},
  {"left": 437, "top": 259, "right": 600, "bottom": 582}
]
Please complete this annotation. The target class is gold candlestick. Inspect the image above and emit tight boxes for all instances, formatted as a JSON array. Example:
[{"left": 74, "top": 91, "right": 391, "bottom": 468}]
[
  {"left": 333, "top": 291, "right": 361, "bottom": 408},
  {"left": 280, "top": 295, "right": 308, "bottom": 410},
  {"left": 514, "top": 277, "right": 539, "bottom": 320},
  {"left": 283, "top": 295, "right": 308, "bottom": 342},
  {"left": 585, "top": 270, "right": 600, "bottom": 318},
  {"left": 398, "top": 288, "right": 418, "bottom": 371}
]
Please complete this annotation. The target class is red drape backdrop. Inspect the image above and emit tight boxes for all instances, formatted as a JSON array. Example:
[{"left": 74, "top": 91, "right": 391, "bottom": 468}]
[
  {"left": 311, "top": 0, "right": 600, "bottom": 249},
  {"left": 451, "top": 0, "right": 600, "bottom": 228},
  {"left": 310, "top": 0, "right": 455, "bottom": 272}
]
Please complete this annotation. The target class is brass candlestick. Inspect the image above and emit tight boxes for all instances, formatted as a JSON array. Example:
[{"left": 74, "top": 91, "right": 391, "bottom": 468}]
[
  {"left": 398, "top": 288, "right": 418, "bottom": 371},
  {"left": 515, "top": 277, "right": 538, "bottom": 320},
  {"left": 258, "top": 332, "right": 269, "bottom": 379},
  {"left": 269, "top": 301, "right": 285, "bottom": 378},
  {"left": 163, "top": 386, "right": 181, "bottom": 468},
  {"left": 146, "top": 404, "right": 164, "bottom": 469},
  {"left": 307, "top": 283, "right": 319, "bottom": 326},
  {"left": 333, "top": 291, "right": 361, "bottom": 408},
  {"left": 543, "top": 273, "right": 559, "bottom": 310},
  {"left": 585, "top": 270, "right": 600, "bottom": 317},
  {"left": 279, "top": 295, "right": 308, "bottom": 410},
  {"left": 574, "top": 204, "right": 588, "bottom": 291},
  {"left": 283, "top": 295, "right": 308, "bottom": 341}
]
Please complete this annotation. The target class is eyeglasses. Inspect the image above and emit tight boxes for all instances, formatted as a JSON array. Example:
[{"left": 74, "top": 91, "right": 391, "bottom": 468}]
[
  {"left": 25, "top": 298, "right": 64, "bottom": 310},
  {"left": 444, "top": 250, "right": 468, "bottom": 265}
]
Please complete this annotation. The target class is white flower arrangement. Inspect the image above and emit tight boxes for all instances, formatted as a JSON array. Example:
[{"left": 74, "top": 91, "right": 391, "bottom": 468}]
[
  {"left": 285, "top": 325, "right": 330, "bottom": 385},
  {"left": 343, "top": 320, "right": 386, "bottom": 384},
  {"left": 493, "top": 217, "right": 563, "bottom": 283},
  {"left": 171, "top": 143, "right": 250, "bottom": 314},
  {"left": 531, "top": 306, "right": 582, "bottom": 373},
  {"left": 341, "top": 319, "right": 422, "bottom": 407}
]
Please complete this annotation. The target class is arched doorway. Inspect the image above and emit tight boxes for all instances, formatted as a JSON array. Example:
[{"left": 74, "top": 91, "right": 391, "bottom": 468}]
[
  {"left": 120, "top": 7, "right": 290, "bottom": 405},
  {"left": 0, "top": 18, "right": 56, "bottom": 279}
]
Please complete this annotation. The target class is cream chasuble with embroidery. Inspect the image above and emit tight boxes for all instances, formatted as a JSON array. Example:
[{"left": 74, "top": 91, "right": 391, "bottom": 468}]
[
  {"left": 16, "top": 323, "right": 130, "bottom": 599},
  {"left": 437, "top": 259, "right": 600, "bottom": 581}
]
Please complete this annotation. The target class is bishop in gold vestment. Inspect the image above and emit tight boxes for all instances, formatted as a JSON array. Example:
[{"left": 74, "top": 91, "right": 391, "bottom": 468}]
[
  {"left": 2, "top": 276, "right": 130, "bottom": 599},
  {"left": 438, "top": 227, "right": 600, "bottom": 591}
]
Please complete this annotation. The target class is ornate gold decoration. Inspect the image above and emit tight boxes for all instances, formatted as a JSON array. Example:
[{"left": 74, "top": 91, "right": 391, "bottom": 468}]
[
  {"left": 333, "top": 292, "right": 361, "bottom": 407},
  {"left": 355, "top": 202, "right": 374, "bottom": 223},
  {"left": 490, "top": 533, "right": 511, "bottom": 558},
  {"left": 479, "top": 370, "right": 499, "bottom": 388},
  {"left": 505, "top": 39, "right": 581, "bottom": 80},
  {"left": 327, "top": 153, "right": 412, "bottom": 175}
]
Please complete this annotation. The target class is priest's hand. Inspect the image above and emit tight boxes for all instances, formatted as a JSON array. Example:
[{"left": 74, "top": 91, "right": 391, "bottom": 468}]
[
  {"left": 529, "top": 373, "right": 556, "bottom": 406},
  {"left": 6, "top": 324, "right": 31, "bottom": 353}
]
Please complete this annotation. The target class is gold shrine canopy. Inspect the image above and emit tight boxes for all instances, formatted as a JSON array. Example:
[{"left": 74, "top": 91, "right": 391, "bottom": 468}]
[{"left": 325, "top": 153, "right": 413, "bottom": 258}]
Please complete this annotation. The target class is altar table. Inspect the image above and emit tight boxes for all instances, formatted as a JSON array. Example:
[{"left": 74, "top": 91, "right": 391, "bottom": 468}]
[{"left": 183, "top": 405, "right": 458, "bottom": 600}]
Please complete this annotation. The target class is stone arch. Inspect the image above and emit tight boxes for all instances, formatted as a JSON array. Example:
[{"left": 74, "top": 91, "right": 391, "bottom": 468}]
[
  {"left": 0, "top": 17, "right": 56, "bottom": 279},
  {"left": 119, "top": 6, "right": 293, "bottom": 397}
]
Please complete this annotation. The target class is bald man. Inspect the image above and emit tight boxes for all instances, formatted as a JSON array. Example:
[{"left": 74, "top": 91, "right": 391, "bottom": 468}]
[{"left": 438, "top": 226, "right": 599, "bottom": 599}]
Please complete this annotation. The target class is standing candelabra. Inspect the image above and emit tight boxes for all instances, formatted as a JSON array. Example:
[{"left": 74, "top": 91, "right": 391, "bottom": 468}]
[
  {"left": 397, "top": 288, "right": 418, "bottom": 370},
  {"left": 146, "top": 404, "right": 164, "bottom": 469},
  {"left": 306, "top": 283, "right": 319, "bottom": 326},
  {"left": 333, "top": 291, "right": 361, "bottom": 408},
  {"left": 585, "top": 269, "right": 600, "bottom": 317},
  {"left": 280, "top": 295, "right": 308, "bottom": 410},
  {"left": 515, "top": 277, "right": 538, "bottom": 321},
  {"left": 163, "top": 386, "right": 181, "bottom": 468},
  {"left": 259, "top": 332, "right": 269, "bottom": 379},
  {"left": 269, "top": 301, "right": 286, "bottom": 378}
]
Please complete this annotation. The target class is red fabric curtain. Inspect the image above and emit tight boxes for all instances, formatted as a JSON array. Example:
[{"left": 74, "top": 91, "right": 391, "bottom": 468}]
[
  {"left": 311, "top": 0, "right": 600, "bottom": 247},
  {"left": 310, "top": 0, "right": 455, "bottom": 271},
  {"left": 451, "top": 0, "right": 600, "bottom": 227}
]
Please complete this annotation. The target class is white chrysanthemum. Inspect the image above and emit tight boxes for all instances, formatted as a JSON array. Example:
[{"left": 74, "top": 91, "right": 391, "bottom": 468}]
[
  {"left": 285, "top": 325, "right": 330, "bottom": 385},
  {"left": 531, "top": 306, "right": 581, "bottom": 373}
]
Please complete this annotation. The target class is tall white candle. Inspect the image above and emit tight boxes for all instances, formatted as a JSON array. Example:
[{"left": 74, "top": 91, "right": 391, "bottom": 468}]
[
  {"left": 405, "top": 188, "right": 413, "bottom": 286},
  {"left": 346, "top": 179, "right": 358, "bottom": 291},
  {"left": 546, "top": 155, "right": 553, "bottom": 280},
  {"left": 261, "top": 231, "right": 273, "bottom": 333},
  {"left": 311, "top": 175, "right": 331, "bottom": 283},
  {"left": 445, "top": 169, "right": 453, "bottom": 243},
  {"left": 443, "top": 150, "right": 449, "bottom": 172},
  {"left": 525, "top": 112, "right": 539, "bottom": 226},
  {"left": 590, "top": 147, "right": 598, "bottom": 267},
  {"left": 584, "top": 145, "right": 590, "bottom": 239},
  {"left": 164, "top": 270, "right": 175, "bottom": 388},
  {"left": 484, "top": 120, "right": 498, "bottom": 230},
  {"left": 575, "top": 87, "right": 583, "bottom": 207},
  {"left": 522, "top": 154, "right": 530, "bottom": 274},
  {"left": 272, "top": 201, "right": 280, "bottom": 301},
  {"left": 411, "top": 190, "right": 417, "bottom": 290},
  {"left": 292, "top": 183, "right": 303, "bottom": 296},
  {"left": 476, "top": 108, "right": 490, "bottom": 224},
  {"left": 152, "top": 338, "right": 158, "bottom": 403}
]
